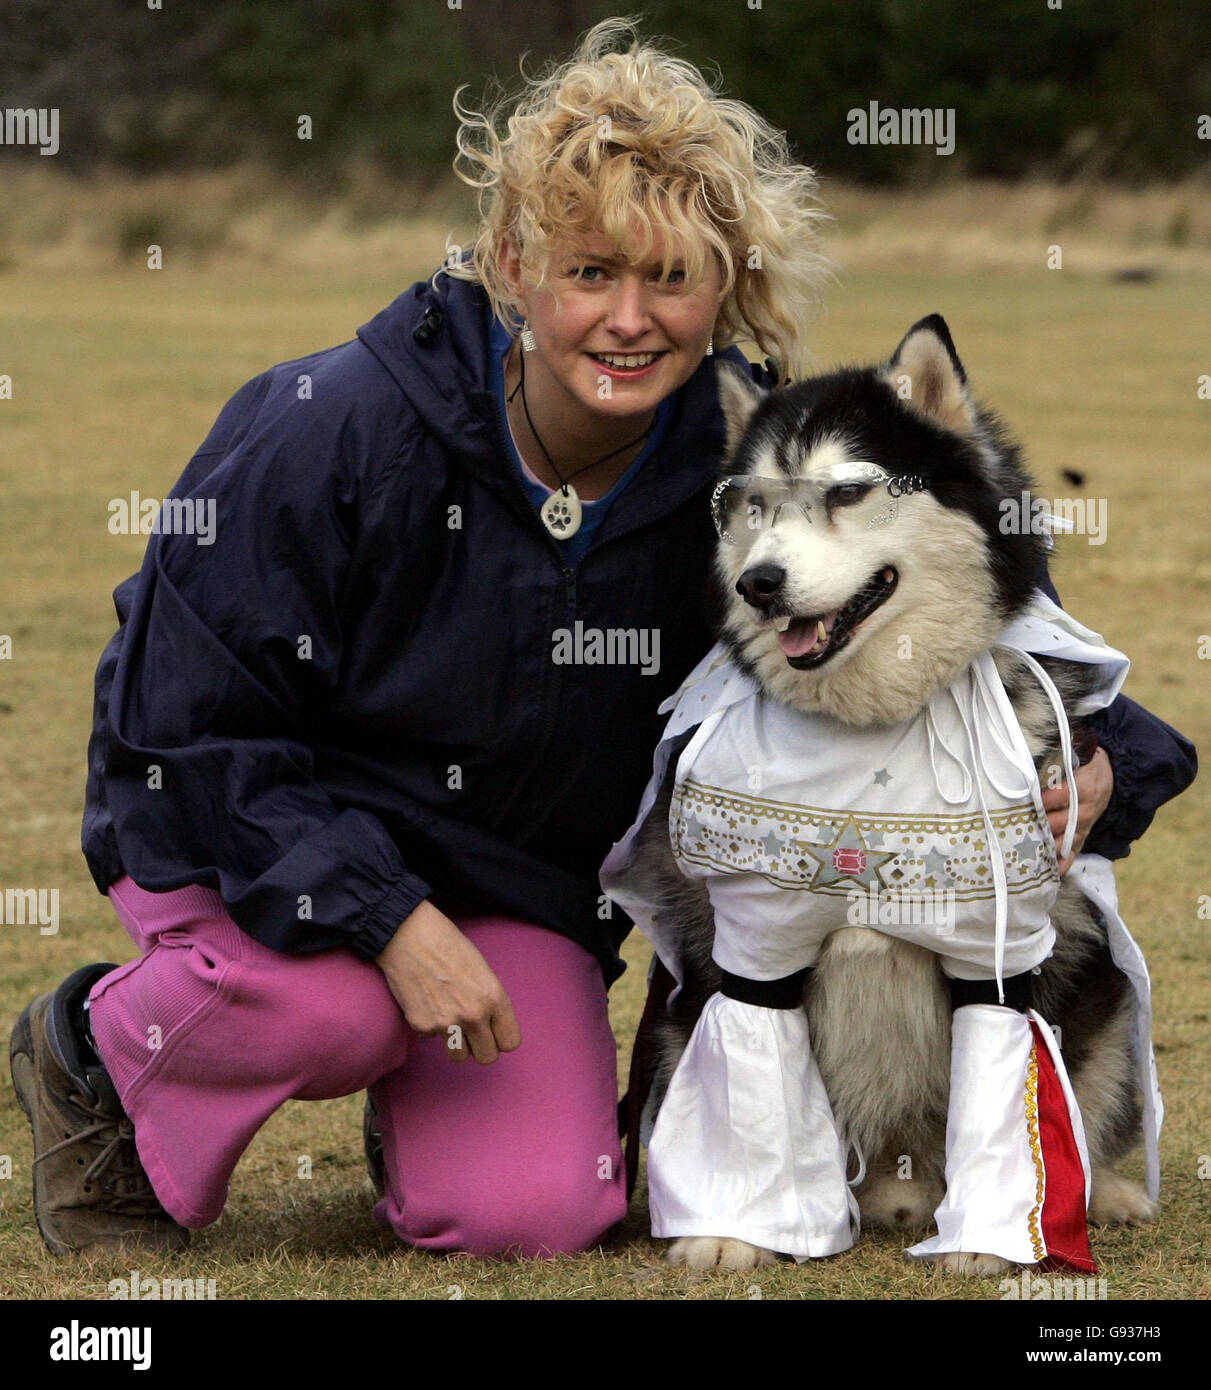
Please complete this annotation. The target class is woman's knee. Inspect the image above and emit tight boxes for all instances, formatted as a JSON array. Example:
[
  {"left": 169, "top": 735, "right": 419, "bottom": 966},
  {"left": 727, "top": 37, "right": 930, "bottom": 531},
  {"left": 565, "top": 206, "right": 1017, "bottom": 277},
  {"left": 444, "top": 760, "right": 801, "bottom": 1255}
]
[{"left": 396, "top": 1164, "right": 628, "bottom": 1258}]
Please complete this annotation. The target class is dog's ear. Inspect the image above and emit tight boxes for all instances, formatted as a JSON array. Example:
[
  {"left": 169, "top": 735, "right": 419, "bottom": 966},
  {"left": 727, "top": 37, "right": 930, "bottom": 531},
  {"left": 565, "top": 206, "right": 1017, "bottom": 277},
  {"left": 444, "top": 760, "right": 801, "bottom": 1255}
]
[
  {"left": 715, "top": 361, "right": 766, "bottom": 456},
  {"left": 884, "top": 314, "right": 976, "bottom": 435}
]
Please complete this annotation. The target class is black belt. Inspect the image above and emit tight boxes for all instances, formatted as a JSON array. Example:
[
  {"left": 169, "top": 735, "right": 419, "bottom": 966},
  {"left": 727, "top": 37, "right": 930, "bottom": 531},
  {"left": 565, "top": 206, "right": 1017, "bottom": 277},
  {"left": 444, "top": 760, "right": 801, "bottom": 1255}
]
[
  {"left": 719, "top": 966, "right": 1035, "bottom": 1011},
  {"left": 948, "top": 970, "right": 1035, "bottom": 1012},
  {"left": 720, "top": 967, "right": 811, "bottom": 1009}
]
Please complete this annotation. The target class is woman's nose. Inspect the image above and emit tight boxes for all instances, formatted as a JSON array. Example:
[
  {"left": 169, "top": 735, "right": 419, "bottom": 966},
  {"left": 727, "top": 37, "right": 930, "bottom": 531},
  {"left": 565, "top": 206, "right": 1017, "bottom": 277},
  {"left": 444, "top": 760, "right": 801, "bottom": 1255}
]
[{"left": 605, "top": 277, "right": 653, "bottom": 339}]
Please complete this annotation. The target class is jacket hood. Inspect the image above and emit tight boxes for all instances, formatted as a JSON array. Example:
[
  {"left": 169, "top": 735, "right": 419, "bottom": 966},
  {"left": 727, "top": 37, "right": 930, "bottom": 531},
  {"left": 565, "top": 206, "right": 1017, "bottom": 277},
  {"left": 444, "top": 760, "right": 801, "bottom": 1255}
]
[{"left": 356, "top": 266, "right": 496, "bottom": 452}]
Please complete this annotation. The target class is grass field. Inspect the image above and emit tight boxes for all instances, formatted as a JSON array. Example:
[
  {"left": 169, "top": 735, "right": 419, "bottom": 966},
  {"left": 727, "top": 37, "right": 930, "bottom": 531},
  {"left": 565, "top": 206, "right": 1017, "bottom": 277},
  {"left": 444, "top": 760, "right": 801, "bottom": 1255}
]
[{"left": 1, "top": 185, "right": 1208, "bottom": 1300}]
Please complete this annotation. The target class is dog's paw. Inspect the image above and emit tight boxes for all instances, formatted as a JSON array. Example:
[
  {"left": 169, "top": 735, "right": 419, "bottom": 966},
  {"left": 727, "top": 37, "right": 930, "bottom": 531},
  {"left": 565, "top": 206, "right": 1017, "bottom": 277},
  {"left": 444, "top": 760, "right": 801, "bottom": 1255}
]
[
  {"left": 857, "top": 1172, "right": 941, "bottom": 1232},
  {"left": 665, "top": 1237, "right": 779, "bottom": 1271},
  {"left": 933, "top": 1250, "right": 1016, "bottom": 1277},
  {"left": 1088, "top": 1168, "right": 1159, "bottom": 1226}
]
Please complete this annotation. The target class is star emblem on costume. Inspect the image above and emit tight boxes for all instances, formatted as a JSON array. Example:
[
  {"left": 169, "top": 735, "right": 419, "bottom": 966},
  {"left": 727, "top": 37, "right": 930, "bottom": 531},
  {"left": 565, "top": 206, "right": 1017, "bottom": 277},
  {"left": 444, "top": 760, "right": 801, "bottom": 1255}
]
[
  {"left": 921, "top": 846, "right": 951, "bottom": 877},
  {"left": 760, "top": 830, "right": 785, "bottom": 859},
  {"left": 1013, "top": 832, "right": 1040, "bottom": 867},
  {"left": 799, "top": 816, "right": 901, "bottom": 892},
  {"left": 872, "top": 767, "right": 893, "bottom": 787}
]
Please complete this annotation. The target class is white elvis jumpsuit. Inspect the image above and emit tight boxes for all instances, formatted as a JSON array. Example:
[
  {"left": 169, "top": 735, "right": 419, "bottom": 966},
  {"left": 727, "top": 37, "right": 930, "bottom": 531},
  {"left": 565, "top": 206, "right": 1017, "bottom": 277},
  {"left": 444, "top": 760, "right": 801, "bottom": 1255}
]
[{"left": 600, "top": 592, "right": 1161, "bottom": 1268}]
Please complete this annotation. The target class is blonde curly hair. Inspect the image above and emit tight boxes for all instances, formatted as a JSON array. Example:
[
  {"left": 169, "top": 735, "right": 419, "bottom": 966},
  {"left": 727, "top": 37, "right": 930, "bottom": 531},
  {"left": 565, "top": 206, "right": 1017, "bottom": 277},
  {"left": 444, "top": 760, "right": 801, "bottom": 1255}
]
[{"left": 440, "top": 15, "right": 831, "bottom": 385}]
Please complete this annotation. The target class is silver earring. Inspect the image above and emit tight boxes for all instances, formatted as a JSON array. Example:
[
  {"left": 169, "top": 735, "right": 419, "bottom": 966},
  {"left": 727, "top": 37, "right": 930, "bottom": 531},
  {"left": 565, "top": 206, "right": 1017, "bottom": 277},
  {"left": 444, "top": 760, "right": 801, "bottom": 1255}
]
[
  {"left": 706, "top": 338, "right": 714, "bottom": 357},
  {"left": 521, "top": 321, "right": 537, "bottom": 353}
]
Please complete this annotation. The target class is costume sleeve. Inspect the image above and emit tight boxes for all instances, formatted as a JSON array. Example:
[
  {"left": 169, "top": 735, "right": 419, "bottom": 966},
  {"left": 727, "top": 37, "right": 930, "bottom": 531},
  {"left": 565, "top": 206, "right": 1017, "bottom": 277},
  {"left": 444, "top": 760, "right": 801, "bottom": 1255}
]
[
  {"left": 1035, "top": 567, "right": 1197, "bottom": 859},
  {"left": 89, "top": 370, "right": 432, "bottom": 959}
]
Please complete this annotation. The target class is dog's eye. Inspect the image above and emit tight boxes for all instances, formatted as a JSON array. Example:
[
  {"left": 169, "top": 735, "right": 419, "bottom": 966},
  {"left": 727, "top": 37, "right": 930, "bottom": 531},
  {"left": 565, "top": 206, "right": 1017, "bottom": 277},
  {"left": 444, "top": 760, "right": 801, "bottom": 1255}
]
[
  {"left": 827, "top": 483, "right": 872, "bottom": 507},
  {"left": 741, "top": 492, "right": 768, "bottom": 524}
]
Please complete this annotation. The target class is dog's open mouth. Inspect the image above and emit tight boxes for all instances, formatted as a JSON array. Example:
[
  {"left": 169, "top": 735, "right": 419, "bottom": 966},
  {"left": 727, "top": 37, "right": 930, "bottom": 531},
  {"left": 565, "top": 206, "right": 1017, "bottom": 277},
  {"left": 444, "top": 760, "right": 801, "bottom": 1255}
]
[{"left": 773, "top": 566, "right": 898, "bottom": 668}]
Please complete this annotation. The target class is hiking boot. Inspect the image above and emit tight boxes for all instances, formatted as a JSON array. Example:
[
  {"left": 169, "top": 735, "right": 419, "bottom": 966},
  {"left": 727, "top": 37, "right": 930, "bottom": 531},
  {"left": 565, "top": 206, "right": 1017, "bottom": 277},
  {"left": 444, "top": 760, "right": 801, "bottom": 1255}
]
[
  {"left": 364, "top": 1092, "right": 385, "bottom": 1200},
  {"left": 9, "top": 962, "right": 189, "bottom": 1255}
]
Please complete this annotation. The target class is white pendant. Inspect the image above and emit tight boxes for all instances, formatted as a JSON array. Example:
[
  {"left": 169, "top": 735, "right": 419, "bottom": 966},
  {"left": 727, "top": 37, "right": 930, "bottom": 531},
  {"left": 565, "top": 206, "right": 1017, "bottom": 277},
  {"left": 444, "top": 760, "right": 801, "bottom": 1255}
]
[{"left": 540, "top": 486, "right": 582, "bottom": 539}]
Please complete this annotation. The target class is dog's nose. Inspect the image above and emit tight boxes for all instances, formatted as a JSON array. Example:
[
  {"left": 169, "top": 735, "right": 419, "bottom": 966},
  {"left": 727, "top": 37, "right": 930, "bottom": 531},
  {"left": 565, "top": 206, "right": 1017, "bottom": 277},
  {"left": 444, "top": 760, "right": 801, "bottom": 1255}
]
[{"left": 736, "top": 563, "right": 786, "bottom": 609}]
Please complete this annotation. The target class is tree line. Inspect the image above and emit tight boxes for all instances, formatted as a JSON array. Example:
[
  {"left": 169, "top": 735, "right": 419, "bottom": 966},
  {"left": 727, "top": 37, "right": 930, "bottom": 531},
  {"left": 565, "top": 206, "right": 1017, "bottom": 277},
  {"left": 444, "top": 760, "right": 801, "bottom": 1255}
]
[{"left": 3, "top": 0, "right": 1208, "bottom": 186}]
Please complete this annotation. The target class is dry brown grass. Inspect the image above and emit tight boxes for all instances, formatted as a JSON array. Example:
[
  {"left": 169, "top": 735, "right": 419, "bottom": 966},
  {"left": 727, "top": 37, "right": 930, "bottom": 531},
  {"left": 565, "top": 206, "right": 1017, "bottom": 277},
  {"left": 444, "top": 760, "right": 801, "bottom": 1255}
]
[
  {"left": 819, "top": 175, "right": 1211, "bottom": 277},
  {"left": 3, "top": 161, "right": 1210, "bottom": 277}
]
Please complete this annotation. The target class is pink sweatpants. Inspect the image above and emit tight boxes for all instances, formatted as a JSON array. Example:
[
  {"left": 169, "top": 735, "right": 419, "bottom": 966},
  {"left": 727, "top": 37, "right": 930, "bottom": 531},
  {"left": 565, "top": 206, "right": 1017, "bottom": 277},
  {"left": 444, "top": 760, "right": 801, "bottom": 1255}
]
[{"left": 87, "top": 875, "right": 628, "bottom": 1258}]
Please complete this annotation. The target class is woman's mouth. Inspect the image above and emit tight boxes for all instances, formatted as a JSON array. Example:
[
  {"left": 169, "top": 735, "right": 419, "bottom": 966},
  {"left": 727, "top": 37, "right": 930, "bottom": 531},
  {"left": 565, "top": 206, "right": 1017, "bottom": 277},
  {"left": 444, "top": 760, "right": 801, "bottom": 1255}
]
[{"left": 587, "top": 350, "right": 667, "bottom": 380}]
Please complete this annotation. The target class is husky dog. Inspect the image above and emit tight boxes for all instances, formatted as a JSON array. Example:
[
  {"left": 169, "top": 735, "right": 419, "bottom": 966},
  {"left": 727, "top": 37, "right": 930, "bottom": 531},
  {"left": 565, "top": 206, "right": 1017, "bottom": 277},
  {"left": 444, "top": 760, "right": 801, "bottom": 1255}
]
[{"left": 620, "top": 316, "right": 1156, "bottom": 1274}]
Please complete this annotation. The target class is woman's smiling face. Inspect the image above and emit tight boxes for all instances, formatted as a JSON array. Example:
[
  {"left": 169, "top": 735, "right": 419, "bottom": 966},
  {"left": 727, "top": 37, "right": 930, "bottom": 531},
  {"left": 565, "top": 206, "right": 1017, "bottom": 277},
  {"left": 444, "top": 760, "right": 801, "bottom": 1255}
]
[{"left": 501, "top": 229, "right": 725, "bottom": 421}]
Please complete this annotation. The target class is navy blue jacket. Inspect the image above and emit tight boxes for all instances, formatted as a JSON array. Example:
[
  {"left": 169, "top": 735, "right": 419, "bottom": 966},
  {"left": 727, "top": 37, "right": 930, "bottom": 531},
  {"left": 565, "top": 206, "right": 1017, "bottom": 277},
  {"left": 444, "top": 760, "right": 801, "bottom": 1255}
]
[{"left": 81, "top": 269, "right": 1198, "bottom": 984}]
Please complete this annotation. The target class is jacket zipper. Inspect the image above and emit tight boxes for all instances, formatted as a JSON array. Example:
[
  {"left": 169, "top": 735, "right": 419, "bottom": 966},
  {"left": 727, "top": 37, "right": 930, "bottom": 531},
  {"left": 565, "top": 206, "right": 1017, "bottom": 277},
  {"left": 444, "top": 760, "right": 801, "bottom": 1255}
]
[
  {"left": 482, "top": 402, "right": 577, "bottom": 827},
  {"left": 479, "top": 398, "right": 709, "bottom": 823},
  {"left": 484, "top": 401, "right": 577, "bottom": 581}
]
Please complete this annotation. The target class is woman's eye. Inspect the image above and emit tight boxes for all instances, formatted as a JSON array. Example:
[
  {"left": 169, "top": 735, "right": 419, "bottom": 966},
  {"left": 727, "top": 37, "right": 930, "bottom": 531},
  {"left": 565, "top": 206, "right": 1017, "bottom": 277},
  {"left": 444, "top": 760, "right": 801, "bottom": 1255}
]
[
  {"left": 653, "top": 268, "right": 688, "bottom": 289},
  {"left": 569, "top": 265, "right": 685, "bottom": 287}
]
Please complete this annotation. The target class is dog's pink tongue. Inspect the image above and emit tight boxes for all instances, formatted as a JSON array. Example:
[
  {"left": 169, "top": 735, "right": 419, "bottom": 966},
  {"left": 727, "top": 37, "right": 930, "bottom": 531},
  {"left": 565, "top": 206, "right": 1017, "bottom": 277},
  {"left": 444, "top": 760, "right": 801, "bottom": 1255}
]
[{"left": 778, "top": 610, "right": 839, "bottom": 659}]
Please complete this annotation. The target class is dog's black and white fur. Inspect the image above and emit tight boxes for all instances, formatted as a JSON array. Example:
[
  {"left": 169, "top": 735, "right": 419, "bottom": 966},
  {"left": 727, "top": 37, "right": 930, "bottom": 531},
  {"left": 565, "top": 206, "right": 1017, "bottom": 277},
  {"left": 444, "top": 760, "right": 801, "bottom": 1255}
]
[{"left": 628, "top": 316, "right": 1155, "bottom": 1274}]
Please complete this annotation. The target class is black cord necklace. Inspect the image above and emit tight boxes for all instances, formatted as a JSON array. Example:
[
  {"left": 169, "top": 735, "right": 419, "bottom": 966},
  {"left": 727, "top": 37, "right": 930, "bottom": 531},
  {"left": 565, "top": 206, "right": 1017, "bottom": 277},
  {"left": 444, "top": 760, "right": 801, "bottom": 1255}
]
[{"left": 507, "top": 341, "right": 653, "bottom": 539}]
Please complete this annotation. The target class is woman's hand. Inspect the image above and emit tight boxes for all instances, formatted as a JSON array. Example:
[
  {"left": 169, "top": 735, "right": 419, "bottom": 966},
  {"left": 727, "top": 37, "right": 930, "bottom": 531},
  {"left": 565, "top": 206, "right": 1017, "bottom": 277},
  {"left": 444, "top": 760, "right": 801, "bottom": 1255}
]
[
  {"left": 1041, "top": 746, "right": 1114, "bottom": 876},
  {"left": 376, "top": 900, "right": 522, "bottom": 1065}
]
